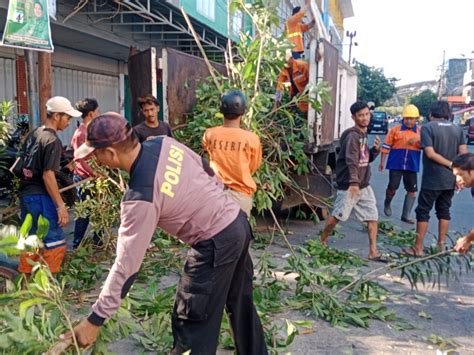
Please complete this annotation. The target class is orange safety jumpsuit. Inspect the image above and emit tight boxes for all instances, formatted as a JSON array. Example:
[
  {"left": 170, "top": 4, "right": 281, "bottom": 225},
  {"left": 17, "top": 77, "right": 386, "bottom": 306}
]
[
  {"left": 286, "top": 9, "right": 310, "bottom": 53},
  {"left": 276, "top": 59, "right": 309, "bottom": 112}
]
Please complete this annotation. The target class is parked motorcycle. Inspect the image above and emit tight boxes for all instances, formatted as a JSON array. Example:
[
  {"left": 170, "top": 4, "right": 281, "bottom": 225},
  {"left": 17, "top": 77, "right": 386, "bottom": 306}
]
[
  {"left": 0, "top": 120, "right": 76, "bottom": 205},
  {"left": 0, "top": 120, "right": 28, "bottom": 200}
]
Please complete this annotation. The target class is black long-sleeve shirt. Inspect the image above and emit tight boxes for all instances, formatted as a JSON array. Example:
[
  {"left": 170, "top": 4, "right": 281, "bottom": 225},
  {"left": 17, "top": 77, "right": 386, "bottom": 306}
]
[{"left": 335, "top": 127, "right": 379, "bottom": 190}]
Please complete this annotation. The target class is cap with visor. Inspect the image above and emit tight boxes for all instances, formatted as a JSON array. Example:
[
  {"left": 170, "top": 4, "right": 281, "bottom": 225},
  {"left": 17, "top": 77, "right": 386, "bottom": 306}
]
[{"left": 75, "top": 112, "right": 133, "bottom": 160}]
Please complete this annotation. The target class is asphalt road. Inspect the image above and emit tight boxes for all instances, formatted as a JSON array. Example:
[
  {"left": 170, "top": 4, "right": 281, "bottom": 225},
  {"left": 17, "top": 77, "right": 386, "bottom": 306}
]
[
  {"left": 103, "top": 124, "right": 474, "bottom": 354},
  {"left": 276, "top": 127, "right": 474, "bottom": 354}
]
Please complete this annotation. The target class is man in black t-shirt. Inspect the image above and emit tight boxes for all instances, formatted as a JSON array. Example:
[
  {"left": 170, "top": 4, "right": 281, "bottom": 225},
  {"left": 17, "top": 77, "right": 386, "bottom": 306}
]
[
  {"left": 133, "top": 95, "right": 173, "bottom": 142},
  {"left": 409, "top": 101, "right": 467, "bottom": 256},
  {"left": 17, "top": 96, "right": 80, "bottom": 273}
]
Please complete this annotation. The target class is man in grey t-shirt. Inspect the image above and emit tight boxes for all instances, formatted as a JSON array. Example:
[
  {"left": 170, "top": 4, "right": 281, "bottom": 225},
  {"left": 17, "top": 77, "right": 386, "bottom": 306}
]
[{"left": 409, "top": 101, "right": 467, "bottom": 256}]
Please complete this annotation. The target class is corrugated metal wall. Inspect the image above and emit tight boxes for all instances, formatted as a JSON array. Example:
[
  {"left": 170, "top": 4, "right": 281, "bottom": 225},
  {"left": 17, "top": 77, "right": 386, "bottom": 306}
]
[
  {"left": 0, "top": 58, "right": 17, "bottom": 103},
  {"left": 52, "top": 67, "right": 119, "bottom": 147}
]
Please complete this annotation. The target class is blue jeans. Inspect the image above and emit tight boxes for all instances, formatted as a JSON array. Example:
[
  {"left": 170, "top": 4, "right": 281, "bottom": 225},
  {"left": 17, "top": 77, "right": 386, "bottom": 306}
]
[
  {"left": 73, "top": 175, "right": 101, "bottom": 248},
  {"left": 20, "top": 194, "right": 66, "bottom": 250}
]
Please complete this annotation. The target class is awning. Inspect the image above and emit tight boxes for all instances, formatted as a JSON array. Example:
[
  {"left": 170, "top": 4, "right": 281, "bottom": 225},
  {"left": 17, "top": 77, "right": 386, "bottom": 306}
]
[{"left": 59, "top": 0, "right": 228, "bottom": 61}]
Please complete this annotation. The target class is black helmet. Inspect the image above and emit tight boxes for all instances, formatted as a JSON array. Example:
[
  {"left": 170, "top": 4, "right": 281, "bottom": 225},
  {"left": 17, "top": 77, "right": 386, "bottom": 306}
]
[{"left": 220, "top": 90, "right": 246, "bottom": 116}]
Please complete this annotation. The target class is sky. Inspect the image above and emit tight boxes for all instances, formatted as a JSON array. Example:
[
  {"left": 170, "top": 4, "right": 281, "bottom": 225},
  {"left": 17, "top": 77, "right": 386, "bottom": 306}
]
[{"left": 343, "top": 0, "right": 474, "bottom": 86}]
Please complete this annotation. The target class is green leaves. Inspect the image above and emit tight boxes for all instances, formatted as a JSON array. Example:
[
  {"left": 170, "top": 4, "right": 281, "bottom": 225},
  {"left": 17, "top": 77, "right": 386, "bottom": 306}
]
[
  {"left": 36, "top": 215, "right": 49, "bottom": 240},
  {"left": 19, "top": 297, "right": 48, "bottom": 318},
  {"left": 0, "top": 100, "right": 14, "bottom": 146},
  {"left": 20, "top": 213, "right": 33, "bottom": 237},
  {"left": 176, "top": 0, "right": 330, "bottom": 218},
  {"left": 33, "top": 268, "right": 49, "bottom": 291},
  {"left": 302, "top": 239, "right": 367, "bottom": 269},
  {"left": 425, "top": 334, "right": 459, "bottom": 351},
  {"left": 0, "top": 214, "right": 50, "bottom": 256},
  {"left": 73, "top": 161, "right": 127, "bottom": 249},
  {"left": 0, "top": 234, "right": 21, "bottom": 256},
  {"left": 58, "top": 244, "right": 106, "bottom": 290},
  {"left": 410, "top": 89, "right": 437, "bottom": 118},
  {"left": 355, "top": 61, "right": 397, "bottom": 107},
  {"left": 418, "top": 310, "right": 432, "bottom": 319},
  {"left": 378, "top": 221, "right": 416, "bottom": 248},
  {"left": 397, "top": 247, "right": 472, "bottom": 291}
]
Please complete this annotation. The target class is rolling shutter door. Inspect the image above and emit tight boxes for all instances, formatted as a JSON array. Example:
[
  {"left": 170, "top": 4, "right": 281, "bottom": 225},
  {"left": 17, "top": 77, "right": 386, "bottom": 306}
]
[{"left": 52, "top": 67, "right": 119, "bottom": 147}]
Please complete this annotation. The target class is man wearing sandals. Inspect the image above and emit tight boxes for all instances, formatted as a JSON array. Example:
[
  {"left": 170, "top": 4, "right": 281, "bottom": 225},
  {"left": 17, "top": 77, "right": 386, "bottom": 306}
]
[
  {"left": 452, "top": 153, "right": 474, "bottom": 255},
  {"left": 409, "top": 101, "right": 467, "bottom": 256},
  {"left": 320, "top": 101, "right": 385, "bottom": 262}
]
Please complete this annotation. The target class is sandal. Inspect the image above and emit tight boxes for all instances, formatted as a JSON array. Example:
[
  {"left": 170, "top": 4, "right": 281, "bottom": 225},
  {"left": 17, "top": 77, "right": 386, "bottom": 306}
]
[{"left": 400, "top": 247, "right": 422, "bottom": 258}]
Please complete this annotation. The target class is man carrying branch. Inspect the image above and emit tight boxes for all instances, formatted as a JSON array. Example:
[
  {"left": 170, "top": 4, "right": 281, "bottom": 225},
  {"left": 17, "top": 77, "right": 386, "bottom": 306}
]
[{"left": 62, "top": 113, "right": 267, "bottom": 354}]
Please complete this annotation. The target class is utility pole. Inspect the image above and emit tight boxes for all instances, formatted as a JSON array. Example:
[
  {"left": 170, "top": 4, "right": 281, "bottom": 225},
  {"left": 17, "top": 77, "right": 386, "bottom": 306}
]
[
  {"left": 346, "top": 30, "right": 357, "bottom": 64},
  {"left": 38, "top": 52, "right": 52, "bottom": 125},
  {"left": 25, "top": 50, "right": 38, "bottom": 130},
  {"left": 437, "top": 50, "right": 446, "bottom": 100}
]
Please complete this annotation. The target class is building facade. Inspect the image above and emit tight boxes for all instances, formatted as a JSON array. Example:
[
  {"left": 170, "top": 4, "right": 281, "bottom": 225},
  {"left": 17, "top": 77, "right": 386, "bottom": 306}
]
[{"left": 0, "top": 0, "right": 246, "bottom": 146}]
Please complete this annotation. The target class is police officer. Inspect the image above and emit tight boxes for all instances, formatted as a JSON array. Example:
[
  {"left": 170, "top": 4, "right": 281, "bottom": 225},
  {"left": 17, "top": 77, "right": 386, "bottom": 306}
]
[{"left": 61, "top": 113, "right": 268, "bottom": 354}]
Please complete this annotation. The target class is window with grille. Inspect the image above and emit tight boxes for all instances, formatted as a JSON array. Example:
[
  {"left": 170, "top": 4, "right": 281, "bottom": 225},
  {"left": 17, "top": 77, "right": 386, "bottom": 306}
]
[
  {"left": 197, "top": 0, "right": 215, "bottom": 21},
  {"left": 232, "top": 10, "right": 243, "bottom": 35}
]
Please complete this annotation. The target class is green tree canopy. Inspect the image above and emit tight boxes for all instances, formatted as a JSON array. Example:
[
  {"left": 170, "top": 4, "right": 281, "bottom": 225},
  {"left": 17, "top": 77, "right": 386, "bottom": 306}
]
[
  {"left": 355, "top": 62, "right": 397, "bottom": 107},
  {"left": 409, "top": 89, "right": 437, "bottom": 118}
]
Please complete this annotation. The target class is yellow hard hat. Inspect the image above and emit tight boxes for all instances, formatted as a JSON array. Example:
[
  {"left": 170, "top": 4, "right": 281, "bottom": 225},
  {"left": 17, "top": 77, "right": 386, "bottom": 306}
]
[{"left": 402, "top": 104, "right": 420, "bottom": 118}]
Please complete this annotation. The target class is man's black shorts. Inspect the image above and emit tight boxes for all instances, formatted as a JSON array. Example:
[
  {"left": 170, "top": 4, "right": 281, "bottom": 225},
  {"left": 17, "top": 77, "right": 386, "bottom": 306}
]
[
  {"left": 415, "top": 188, "right": 454, "bottom": 222},
  {"left": 388, "top": 170, "right": 418, "bottom": 193}
]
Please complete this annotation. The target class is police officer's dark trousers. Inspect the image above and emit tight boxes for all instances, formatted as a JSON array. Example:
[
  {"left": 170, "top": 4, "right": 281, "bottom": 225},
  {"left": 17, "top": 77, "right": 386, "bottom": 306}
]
[{"left": 171, "top": 211, "right": 268, "bottom": 355}]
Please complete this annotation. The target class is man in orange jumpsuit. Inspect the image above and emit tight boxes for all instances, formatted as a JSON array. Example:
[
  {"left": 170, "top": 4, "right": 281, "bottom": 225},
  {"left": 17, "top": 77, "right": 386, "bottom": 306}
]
[
  {"left": 286, "top": 0, "right": 315, "bottom": 59},
  {"left": 275, "top": 55, "right": 310, "bottom": 113}
]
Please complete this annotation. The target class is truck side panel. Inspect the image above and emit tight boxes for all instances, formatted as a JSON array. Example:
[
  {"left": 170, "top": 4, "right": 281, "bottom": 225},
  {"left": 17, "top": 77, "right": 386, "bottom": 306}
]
[
  {"left": 320, "top": 39, "right": 339, "bottom": 146},
  {"left": 162, "top": 48, "right": 226, "bottom": 127}
]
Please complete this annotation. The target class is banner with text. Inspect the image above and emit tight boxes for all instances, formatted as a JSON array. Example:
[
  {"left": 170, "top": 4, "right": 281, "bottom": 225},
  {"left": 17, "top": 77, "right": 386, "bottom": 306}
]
[{"left": 1, "top": 0, "right": 54, "bottom": 52}]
